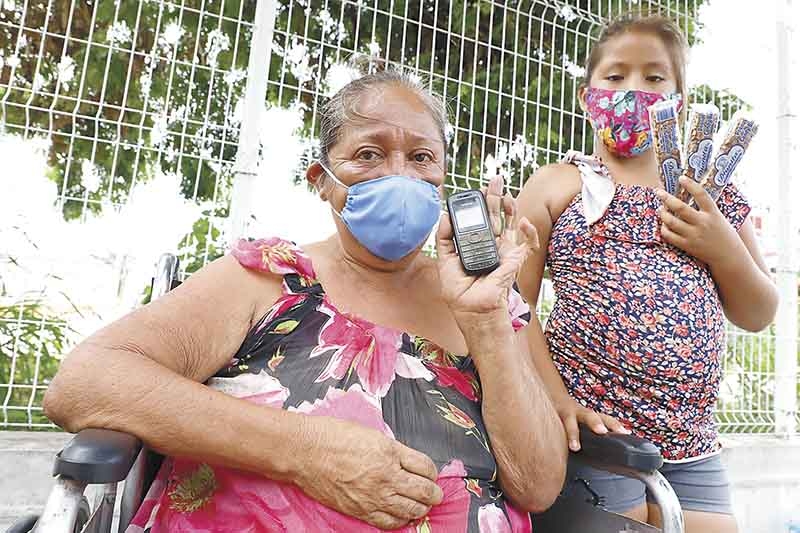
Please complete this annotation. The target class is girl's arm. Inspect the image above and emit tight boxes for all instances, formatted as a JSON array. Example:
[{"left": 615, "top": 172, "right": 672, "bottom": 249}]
[
  {"left": 516, "top": 165, "right": 629, "bottom": 451},
  {"left": 658, "top": 178, "right": 778, "bottom": 332}
]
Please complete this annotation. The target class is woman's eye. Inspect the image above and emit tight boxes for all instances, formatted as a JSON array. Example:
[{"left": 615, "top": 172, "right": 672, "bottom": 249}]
[
  {"left": 413, "top": 152, "right": 434, "bottom": 163},
  {"left": 357, "top": 150, "right": 381, "bottom": 161},
  {"left": 647, "top": 75, "right": 666, "bottom": 82},
  {"left": 606, "top": 75, "right": 623, "bottom": 81}
]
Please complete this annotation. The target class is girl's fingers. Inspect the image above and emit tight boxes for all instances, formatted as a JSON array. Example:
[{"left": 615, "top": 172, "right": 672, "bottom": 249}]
[
  {"left": 601, "top": 414, "right": 631, "bottom": 434},
  {"left": 563, "top": 414, "right": 581, "bottom": 452},
  {"left": 659, "top": 207, "right": 692, "bottom": 237},
  {"left": 578, "top": 409, "right": 609, "bottom": 435},
  {"left": 657, "top": 189, "right": 700, "bottom": 225},
  {"left": 660, "top": 223, "right": 688, "bottom": 249},
  {"left": 680, "top": 176, "right": 717, "bottom": 213}
]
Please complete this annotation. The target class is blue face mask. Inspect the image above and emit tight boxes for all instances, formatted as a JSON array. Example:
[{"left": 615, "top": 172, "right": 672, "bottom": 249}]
[{"left": 320, "top": 163, "right": 442, "bottom": 261}]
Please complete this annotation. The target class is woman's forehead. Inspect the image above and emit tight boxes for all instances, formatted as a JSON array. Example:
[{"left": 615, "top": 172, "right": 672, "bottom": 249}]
[{"left": 337, "top": 84, "right": 443, "bottom": 147}]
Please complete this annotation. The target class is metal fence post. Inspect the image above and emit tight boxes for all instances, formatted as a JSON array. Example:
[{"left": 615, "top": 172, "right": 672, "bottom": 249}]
[
  {"left": 774, "top": 0, "right": 799, "bottom": 437},
  {"left": 229, "top": 0, "right": 277, "bottom": 244}
]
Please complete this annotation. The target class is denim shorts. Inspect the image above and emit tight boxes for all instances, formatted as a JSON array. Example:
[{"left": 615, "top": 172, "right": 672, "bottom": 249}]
[{"left": 568, "top": 453, "right": 734, "bottom": 515}]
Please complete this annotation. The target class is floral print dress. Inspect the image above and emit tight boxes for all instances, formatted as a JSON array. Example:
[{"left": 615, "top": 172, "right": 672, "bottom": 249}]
[
  {"left": 545, "top": 153, "right": 751, "bottom": 462},
  {"left": 127, "top": 237, "right": 533, "bottom": 533}
]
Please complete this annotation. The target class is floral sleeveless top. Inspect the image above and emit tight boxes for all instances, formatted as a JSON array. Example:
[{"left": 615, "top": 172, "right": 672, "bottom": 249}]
[
  {"left": 545, "top": 154, "right": 750, "bottom": 462},
  {"left": 127, "top": 237, "right": 533, "bottom": 533}
]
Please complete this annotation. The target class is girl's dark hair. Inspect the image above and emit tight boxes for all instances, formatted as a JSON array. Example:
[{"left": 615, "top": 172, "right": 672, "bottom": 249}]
[
  {"left": 583, "top": 12, "right": 689, "bottom": 118},
  {"left": 318, "top": 55, "right": 449, "bottom": 167}
]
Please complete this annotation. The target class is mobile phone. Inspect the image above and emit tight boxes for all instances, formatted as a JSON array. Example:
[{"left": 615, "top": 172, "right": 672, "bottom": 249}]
[{"left": 446, "top": 190, "right": 499, "bottom": 275}]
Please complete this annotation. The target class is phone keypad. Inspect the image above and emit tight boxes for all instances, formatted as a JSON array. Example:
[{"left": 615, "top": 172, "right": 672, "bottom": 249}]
[{"left": 459, "top": 230, "right": 498, "bottom": 268}]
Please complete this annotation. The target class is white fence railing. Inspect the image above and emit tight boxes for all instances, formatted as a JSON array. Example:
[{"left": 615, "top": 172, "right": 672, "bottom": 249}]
[{"left": 1, "top": 0, "right": 797, "bottom": 433}]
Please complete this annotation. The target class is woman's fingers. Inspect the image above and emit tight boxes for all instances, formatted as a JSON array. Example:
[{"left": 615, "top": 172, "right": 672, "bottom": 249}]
[
  {"left": 396, "top": 442, "right": 440, "bottom": 482},
  {"left": 435, "top": 213, "right": 456, "bottom": 258},
  {"left": 364, "top": 511, "right": 409, "bottom": 531},
  {"left": 518, "top": 216, "right": 540, "bottom": 251},
  {"left": 485, "top": 176, "right": 504, "bottom": 236},
  {"left": 384, "top": 495, "right": 432, "bottom": 522},
  {"left": 497, "top": 192, "right": 518, "bottom": 247},
  {"left": 395, "top": 472, "right": 444, "bottom": 507}
]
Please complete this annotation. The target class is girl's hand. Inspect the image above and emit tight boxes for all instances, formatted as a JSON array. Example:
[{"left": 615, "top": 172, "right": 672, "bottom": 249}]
[
  {"left": 656, "top": 177, "right": 742, "bottom": 266},
  {"left": 553, "top": 397, "right": 630, "bottom": 452},
  {"left": 436, "top": 176, "right": 540, "bottom": 326}
]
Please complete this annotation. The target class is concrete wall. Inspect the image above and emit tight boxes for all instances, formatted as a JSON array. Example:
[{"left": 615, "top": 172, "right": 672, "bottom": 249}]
[{"left": 0, "top": 432, "right": 798, "bottom": 532}]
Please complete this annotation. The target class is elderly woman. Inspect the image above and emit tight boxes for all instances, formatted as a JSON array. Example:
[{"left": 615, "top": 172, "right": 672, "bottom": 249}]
[{"left": 44, "top": 70, "right": 566, "bottom": 532}]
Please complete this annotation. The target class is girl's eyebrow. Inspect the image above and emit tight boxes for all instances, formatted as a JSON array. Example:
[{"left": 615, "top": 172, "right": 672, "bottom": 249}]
[
  {"left": 600, "top": 61, "right": 628, "bottom": 72},
  {"left": 643, "top": 61, "right": 671, "bottom": 71}
]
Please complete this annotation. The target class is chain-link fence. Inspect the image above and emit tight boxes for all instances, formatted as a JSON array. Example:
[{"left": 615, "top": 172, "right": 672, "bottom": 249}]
[{"left": 1, "top": 0, "right": 797, "bottom": 433}]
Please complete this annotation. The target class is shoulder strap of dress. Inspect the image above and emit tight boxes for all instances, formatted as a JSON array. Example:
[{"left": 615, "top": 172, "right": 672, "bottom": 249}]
[
  {"left": 561, "top": 150, "right": 616, "bottom": 226},
  {"left": 230, "top": 237, "right": 319, "bottom": 294}
]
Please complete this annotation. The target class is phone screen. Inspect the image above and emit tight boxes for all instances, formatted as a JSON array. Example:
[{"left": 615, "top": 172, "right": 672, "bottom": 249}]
[{"left": 454, "top": 200, "right": 486, "bottom": 230}]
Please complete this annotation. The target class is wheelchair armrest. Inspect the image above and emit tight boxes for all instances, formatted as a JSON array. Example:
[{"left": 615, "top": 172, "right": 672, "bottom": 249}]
[
  {"left": 54, "top": 428, "right": 142, "bottom": 483},
  {"left": 573, "top": 424, "right": 663, "bottom": 473}
]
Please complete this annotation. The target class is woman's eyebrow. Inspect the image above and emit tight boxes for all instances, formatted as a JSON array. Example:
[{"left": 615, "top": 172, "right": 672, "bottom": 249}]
[{"left": 354, "top": 126, "right": 442, "bottom": 147}]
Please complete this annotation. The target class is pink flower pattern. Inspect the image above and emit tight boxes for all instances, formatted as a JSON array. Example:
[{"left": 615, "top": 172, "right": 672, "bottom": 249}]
[{"left": 128, "top": 237, "right": 532, "bottom": 532}]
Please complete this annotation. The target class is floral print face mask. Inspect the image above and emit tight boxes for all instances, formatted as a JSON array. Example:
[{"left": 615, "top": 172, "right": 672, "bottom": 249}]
[{"left": 584, "top": 87, "right": 682, "bottom": 158}]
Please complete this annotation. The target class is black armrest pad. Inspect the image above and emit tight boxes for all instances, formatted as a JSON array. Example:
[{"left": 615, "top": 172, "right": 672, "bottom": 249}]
[
  {"left": 573, "top": 424, "right": 663, "bottom": 473},
  {"left": 54, "top": 429, "right": 142, "bottom": 483}
]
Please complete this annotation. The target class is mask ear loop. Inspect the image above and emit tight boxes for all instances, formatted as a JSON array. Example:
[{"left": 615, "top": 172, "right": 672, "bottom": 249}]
[{"left": 318, "top": 161, "right": 348, "bottom": 220}]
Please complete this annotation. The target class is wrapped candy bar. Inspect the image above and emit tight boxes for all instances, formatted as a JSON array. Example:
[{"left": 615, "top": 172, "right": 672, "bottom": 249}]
[
  {"left": 648, "top": 100, "right": 684, "bottom": 196},
  {"left": 701, "top": 111, "right": 759, "bottom": 201},
  {"left": 678, "top": 103, "right": 720, "bottom": 202}
]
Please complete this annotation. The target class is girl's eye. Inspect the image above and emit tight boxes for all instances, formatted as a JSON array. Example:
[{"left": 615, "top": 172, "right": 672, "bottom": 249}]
[
  {"left": 606, "top": 75, "right": 623, "bottom": 81},
  {"left": 413, "top": 152, "right": 434, "bottom": 163},
  {"left": 647, "top": 75, "right": 666, "bottom": 82}
]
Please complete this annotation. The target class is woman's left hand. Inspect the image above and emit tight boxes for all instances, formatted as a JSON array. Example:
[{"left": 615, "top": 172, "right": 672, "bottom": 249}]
[
  {"left": 436, "top": 175, "right": 540, "bottom": 325},
  {"left": 656, "top": 176, "right": 741, "bottom": 267}
]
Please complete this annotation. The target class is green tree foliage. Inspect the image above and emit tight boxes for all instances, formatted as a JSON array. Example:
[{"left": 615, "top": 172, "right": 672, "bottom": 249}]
[{"left": 0, "top": 299, "right": 73, "bottom": 427}]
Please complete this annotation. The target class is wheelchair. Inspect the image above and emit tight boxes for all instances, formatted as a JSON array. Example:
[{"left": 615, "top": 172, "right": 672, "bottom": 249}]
[{"left": 7, "top": 254, "right": 684, "bottom": 533}]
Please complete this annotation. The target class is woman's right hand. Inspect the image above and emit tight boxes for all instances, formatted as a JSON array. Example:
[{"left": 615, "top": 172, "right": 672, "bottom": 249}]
[
  {"left": 293, "top": 416, "right": 445, "bottom": 530},
  {"left": 554, "top": 397, "right": 630, "bottom": 452}
]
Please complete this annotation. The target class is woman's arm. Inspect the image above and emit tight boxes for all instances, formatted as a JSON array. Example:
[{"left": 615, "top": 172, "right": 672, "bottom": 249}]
[
  {"left": 435, "top": 175, "right": 568, "bottom": 513},
  {"left": 44, "top": 254, "right": 444, "bottom": 530},
  {"left": 43, "top": 255, "right": 302, "bottom": 474},
  {"left": 463, "top": 319, "right": 566, "bottom": 513},
  {"left": 657, "top": 178, "right": 778, "bottom": 332}
]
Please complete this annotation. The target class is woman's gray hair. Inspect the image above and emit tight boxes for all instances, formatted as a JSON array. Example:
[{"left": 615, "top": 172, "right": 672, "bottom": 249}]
[{"left": 318, "top": 59, "right": 450, "bottom": 167}]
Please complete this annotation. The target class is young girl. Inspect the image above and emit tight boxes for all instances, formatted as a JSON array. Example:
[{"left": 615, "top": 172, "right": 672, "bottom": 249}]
[{"left": 516, "top": 13, "right": 778, "bottom": 533}]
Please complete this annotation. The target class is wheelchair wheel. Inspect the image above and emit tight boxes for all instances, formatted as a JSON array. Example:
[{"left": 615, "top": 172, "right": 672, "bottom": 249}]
[
  {"left": 74, "top": 496, "right": 90, "bottom": 532},
  {"left": 4, "top": 496, "right": 90, "bottom": 533}
]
